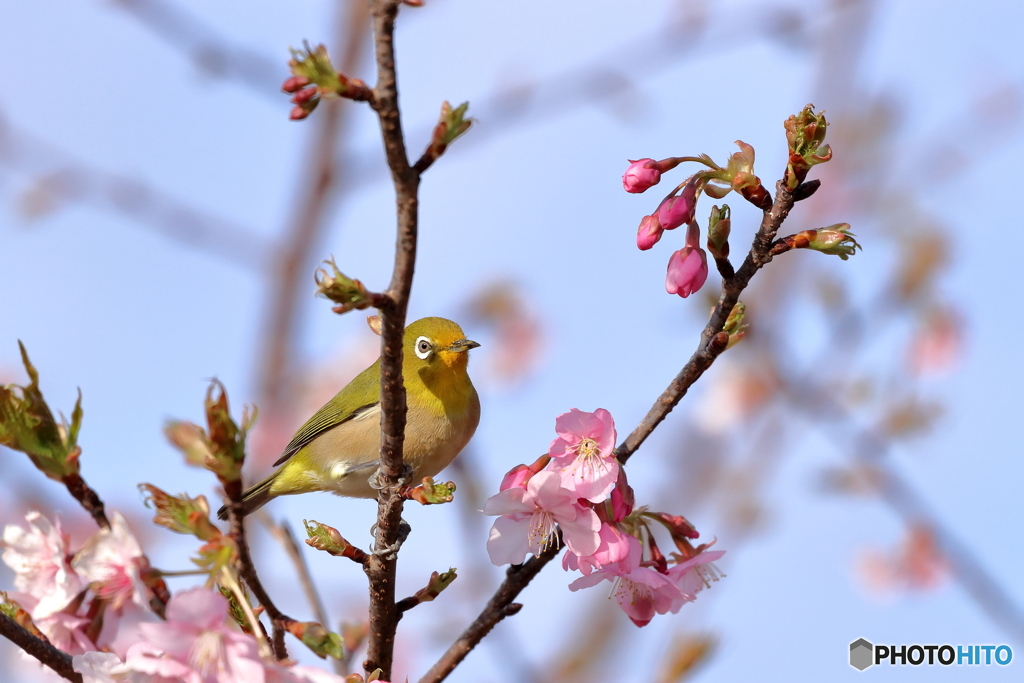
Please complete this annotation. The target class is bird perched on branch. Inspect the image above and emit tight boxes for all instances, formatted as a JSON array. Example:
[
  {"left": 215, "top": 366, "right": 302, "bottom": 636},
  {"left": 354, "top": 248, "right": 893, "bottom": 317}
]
[{"left": 218, "top": 317, "right": 480, "bottom": 520}]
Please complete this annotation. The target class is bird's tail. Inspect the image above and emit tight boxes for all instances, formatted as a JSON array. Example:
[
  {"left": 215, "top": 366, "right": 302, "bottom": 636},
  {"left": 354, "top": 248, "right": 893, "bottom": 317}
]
[{"left": 216, "top": 473, "right": 276, "bottom": 521}]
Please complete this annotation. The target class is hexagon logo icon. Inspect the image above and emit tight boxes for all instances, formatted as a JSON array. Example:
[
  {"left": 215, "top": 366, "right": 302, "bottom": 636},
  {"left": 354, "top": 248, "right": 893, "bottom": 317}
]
[{"left": 850, "top": 638, "right": 874, "bottom": 671}]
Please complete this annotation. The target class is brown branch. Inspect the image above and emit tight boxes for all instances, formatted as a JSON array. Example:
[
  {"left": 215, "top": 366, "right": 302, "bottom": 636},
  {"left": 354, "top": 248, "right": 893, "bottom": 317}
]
[
  {"left": 361, "top": 0, "right": 423, "bottom": 679},
  {"left": 0, "top": 612, "right": 81, "bottom": 683},
  {"left": 61, "top": 472, "right": 110, "bottom": 529},
  {"left": 418, "top": 542, "right": 561, "bottom": 683},
  {"left": 226, "top": 498, "right": 293, "bottom": 660}
]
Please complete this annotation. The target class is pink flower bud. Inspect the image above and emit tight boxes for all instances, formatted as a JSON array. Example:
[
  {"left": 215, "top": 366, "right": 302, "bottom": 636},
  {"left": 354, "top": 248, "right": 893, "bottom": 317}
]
[
  {"left": 622, "top": 159, "right": 661, "bottom": 193},
  {"left": 665, "top": 246, "right": 708, "bottom": 298},
  {"left": 290, "top": 105, "right": 311, "bottom": 121},
  {"left": 291, "top": 87, "right": 318, "bottom": 105},
  {"left": 281, "top": 76, "right": 311, "bottom": 93},
  {"left": 636, "top": 214, "right": 663, "bottom": 250},
  {"left": 499, "top": 464, "right": 531, "bottom": 491},
  {"left": 655, "top": 177, "right": 700, "bottom": 231}
]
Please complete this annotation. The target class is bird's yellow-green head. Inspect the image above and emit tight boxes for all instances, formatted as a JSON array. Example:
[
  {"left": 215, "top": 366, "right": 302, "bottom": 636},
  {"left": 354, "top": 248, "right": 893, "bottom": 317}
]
[{"left": 404, "top": 317, "right": 480, "bottom": 375}]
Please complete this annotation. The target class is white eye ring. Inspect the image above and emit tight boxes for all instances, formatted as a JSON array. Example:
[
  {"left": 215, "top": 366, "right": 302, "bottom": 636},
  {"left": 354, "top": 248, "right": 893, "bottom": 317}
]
[{"left": 414, "top": 336, "right": 433, "bottom": 360}]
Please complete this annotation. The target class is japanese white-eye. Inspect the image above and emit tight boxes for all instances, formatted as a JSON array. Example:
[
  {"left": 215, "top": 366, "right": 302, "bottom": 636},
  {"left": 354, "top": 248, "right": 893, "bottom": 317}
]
[{"left": 218, "top": 317, "right": 479, "bottom": 519}]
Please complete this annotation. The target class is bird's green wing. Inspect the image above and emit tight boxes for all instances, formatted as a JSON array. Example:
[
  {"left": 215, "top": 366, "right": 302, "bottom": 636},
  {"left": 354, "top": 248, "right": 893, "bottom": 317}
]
[{"left": 273, "top": 360, "right": 381, "bottom": 467}]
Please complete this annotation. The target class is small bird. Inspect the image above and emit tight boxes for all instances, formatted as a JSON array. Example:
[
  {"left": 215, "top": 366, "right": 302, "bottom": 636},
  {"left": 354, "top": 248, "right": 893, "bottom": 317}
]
[{"left": 218, "top": 317, "right": 480, "bottom": 520}]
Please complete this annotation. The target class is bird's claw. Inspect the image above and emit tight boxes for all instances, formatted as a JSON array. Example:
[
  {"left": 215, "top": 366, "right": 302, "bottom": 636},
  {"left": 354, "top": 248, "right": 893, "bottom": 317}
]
[
  {"left": 369, "top": 518, "right": 412, "bottom": 560},
  {"left": 368, "top": 464, "right": 414, "bottom": 491}
]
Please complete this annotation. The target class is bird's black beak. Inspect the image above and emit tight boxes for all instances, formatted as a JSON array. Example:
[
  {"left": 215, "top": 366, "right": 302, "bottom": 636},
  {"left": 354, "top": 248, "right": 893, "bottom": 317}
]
[{"left": 447, "top": 339, "right": 481, "bottom": 353}]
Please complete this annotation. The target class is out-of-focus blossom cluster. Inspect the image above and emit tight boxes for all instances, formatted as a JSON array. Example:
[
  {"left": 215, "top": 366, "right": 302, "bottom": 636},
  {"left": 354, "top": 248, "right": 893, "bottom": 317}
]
[
  {"left": 1, "top": 511, "right": 354, "bottom": 683},
  {"left": 483, "top": 409, "right": 725, "bottom": 627}
]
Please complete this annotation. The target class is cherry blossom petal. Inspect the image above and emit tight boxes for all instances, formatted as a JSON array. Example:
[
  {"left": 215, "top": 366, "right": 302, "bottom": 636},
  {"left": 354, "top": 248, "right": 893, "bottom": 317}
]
[{"left": 486, "top": 515, "right": 532, "bottom": 566}]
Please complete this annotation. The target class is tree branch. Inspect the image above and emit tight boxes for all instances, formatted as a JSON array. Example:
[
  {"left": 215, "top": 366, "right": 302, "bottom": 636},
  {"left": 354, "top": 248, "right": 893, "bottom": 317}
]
[
  {"left": 362, "top": 0, "right": 422, "bottom": 678},
  {"left": 62, "top": 472, "right": 110, "bottom": 529},
  {"left": 227, "top": 501, "right": 294, "bottom": 660},
  {"left": 0, "top": 612, "right": 81, "bottom": 683}
]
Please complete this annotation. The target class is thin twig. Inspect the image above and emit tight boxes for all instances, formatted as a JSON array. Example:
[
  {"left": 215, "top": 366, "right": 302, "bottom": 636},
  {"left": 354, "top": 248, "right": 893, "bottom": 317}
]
[
  {"left": 227, "top": 500, "right": 293, "bottom": 660},
  {"left": 61, "top": 473, "right": 110, "bottom": 529},
  {"left": 255, "top": 513, "right": 331, "bottom": 628},
  {"left": 0, "top": 612, "right": 81, "bottom": 683}
]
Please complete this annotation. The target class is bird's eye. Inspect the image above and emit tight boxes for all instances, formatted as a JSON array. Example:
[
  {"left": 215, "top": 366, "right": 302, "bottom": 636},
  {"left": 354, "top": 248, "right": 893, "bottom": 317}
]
[{"left": 414, "top": 336, "right": 433, "bottom": 359}]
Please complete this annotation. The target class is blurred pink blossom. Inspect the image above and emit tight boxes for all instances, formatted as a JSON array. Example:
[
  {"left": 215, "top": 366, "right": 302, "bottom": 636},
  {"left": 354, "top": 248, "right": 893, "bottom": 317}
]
[
  {"left": 2, "top": 511, "right": 82, "bottom": 619},
  {"left": 667, "top": 546, "right": 726, "bottom": 609},
  {"left": 72, "top": 512, "right": 149, "bottom": 611},
  {"left": 548, "top": 408, "right": 619, "bottom": 503},
  {"left": 15, "top": 593, "right": 96, "bottom": 656},
  {"left": 126, "top": 588, "right": 266, "bottom": 683},
  {"left": 484, "top": 471, "right": 600, "bottom": 565}
]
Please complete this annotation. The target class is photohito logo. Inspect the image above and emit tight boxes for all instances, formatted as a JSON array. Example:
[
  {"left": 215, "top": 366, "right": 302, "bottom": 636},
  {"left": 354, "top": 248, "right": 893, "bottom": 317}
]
[{"left": 849, "top": 638, "right": 1013, "bottom": 670}]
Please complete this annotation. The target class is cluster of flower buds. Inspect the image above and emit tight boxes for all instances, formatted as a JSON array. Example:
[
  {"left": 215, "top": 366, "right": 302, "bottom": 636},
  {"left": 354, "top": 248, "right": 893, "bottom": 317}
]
[
  {"left": 484, "top": 409, "right": 724, "bottom": 627},
  {"left": 783, "top": 104, "right": 832, "bottom": 190},
  {"left": 283, "top": 43, "right": 374, "bottom": 120},
  {"left": 624, "top": 139, "right": 771, "bottom": 298}
]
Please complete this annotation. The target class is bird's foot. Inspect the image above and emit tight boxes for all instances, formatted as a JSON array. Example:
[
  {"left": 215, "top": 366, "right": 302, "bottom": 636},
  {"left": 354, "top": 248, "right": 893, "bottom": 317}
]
[
  {"left": 368, "top": 464, "right": 414, "bottom": 491},
  {"left": 369, "top": 518, "right": 412, "bottom": 560}
]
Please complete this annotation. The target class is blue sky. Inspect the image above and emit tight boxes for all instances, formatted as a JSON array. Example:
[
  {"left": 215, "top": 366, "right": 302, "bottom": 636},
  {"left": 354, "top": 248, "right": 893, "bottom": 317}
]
[{"left": 1, "top": 0, "right": 1023, "bottom": 681}]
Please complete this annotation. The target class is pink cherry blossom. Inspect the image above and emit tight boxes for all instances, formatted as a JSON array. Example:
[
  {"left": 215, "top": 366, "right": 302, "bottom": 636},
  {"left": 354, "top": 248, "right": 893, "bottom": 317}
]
[
  {"left": 498, "top": 463, "right": 532, "bottom": 491},
  {"left": 609, "top": 470, "right": 635, "bottom": 522},
  {"left": 72, "top": 512, "right": 149, "bottom": 611},
  {"left": 2, "top": 511, "right": 82, "bottom": 619},
  {"left": 14, "top": 593, "right": 96, "bottom": 655},
  {"left": 483, "top": 471, "right": 601, "bottom": 566},
  {"left": 548, "top": 408, "right": 619, "bottom": 503},
  {"left": 667, "top": 547, "right": 726, "bottom": 611},
  {"left": 126, "top": 588, "right": 266, "bottom": 683},
  {"left": 568, "top": 537, "right": 683, "bottom": 627},
  {"left": 636, "top": 214, "right": 663, "bottom": 251},
  {"left": 73, "top": 651, "right": 160, "bottom": 683},
  {"left": 562, "top": 521, "right": 632, "bottom": 576},
  {"left": 622, "top": 158, "right": 661, "bottom": 193}
]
